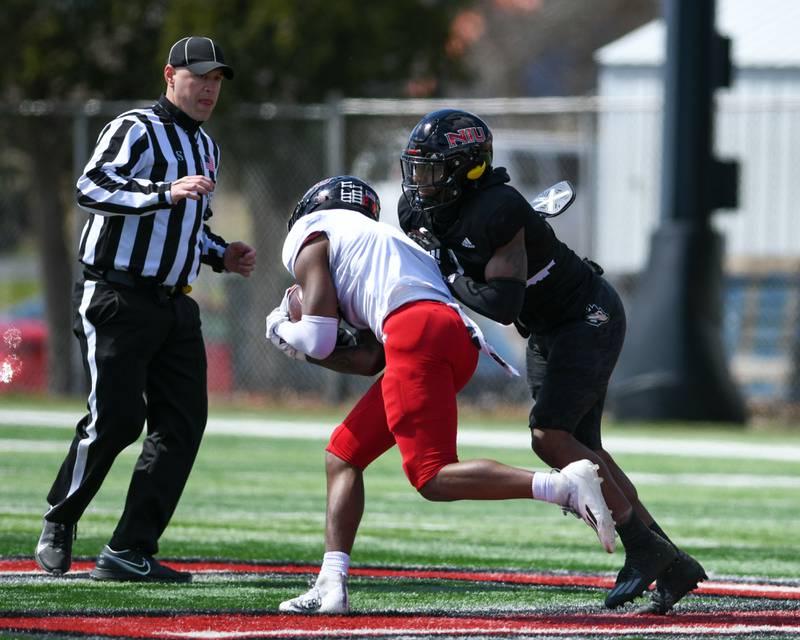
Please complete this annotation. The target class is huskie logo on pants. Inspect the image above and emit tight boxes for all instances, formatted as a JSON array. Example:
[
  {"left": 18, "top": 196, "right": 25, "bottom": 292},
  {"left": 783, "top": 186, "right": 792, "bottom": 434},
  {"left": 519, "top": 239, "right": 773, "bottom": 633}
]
[{"left": 585, "top": 304, "right": 609, "bottom": 327}]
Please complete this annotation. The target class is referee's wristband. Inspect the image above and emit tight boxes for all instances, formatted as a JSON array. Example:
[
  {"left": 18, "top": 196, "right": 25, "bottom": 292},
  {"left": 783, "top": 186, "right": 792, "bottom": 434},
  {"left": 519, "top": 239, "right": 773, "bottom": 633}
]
[{"left": 160, "top": 181, "right": 173, "bottom": 205}]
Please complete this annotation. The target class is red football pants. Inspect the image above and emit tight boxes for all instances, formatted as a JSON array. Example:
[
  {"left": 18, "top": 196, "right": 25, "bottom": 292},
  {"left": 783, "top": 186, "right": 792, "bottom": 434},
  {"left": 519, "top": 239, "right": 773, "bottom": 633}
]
[{"left": 326, "top": 301, "right": 479, "bottom": 490}]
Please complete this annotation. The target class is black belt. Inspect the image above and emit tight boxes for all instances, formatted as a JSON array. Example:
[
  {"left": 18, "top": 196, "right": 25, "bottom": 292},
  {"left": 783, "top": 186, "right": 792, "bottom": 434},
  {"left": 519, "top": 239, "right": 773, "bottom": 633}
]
[{"left": 84, "top": 267, "right": 190, "bottom": 298}]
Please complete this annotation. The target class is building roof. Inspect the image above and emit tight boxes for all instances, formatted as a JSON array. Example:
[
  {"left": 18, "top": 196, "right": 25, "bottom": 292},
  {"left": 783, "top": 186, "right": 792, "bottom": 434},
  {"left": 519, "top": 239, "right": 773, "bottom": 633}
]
[{"left": 595, "top": 0, "right": 800, "bottom": 68}]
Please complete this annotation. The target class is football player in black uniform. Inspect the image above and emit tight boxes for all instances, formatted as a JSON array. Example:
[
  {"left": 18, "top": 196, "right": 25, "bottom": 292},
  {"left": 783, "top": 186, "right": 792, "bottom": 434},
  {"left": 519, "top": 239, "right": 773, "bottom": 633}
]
[{"left": 398, "top": 108, "right": 706, "bottom": 613}]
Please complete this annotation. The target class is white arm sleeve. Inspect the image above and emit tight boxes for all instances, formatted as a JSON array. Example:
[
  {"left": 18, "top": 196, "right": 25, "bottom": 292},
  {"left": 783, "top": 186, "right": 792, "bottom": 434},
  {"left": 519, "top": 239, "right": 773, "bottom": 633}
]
[{"left": 274, "top": 315, "right": 339, "bottom": 360}]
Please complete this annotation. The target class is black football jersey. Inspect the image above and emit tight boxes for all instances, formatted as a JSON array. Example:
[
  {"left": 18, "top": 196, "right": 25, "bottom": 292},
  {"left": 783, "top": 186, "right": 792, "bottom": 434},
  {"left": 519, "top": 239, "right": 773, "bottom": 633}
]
[{"left": 398, "top": 167, "right": 596, "bottom": 333}]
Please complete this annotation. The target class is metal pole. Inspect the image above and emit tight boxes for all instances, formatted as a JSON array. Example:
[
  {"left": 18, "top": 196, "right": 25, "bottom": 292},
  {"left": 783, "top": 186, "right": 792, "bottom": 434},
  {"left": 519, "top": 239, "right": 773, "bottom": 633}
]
[
  {"left": 579, "top": 109, "right": 597, "bottom": 259},
  {"left": 609, "top": 0, "right": 745, "bottom": 423},
  {"left": 324, "top": 93, "right": 349, "bottom": 403},
  {"left": 660, "top": 0, "right": 712, "bottom": 222},
  {"left": 70, "top": 107, "right": 89, "bottom": 393}
]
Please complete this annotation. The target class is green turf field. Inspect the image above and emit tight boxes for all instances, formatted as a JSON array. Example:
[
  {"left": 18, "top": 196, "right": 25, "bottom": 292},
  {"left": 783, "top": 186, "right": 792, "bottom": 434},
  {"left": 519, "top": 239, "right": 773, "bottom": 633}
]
[{"left": 0, "top": 402, "right": 798, "bottom": 638}]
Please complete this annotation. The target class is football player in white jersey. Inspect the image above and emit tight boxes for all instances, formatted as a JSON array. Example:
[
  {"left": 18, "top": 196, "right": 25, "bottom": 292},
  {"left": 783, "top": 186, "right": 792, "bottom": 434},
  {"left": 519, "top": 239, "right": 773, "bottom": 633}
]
[{"left": 266, "top": 176, "right": 615, "bottom": 614}]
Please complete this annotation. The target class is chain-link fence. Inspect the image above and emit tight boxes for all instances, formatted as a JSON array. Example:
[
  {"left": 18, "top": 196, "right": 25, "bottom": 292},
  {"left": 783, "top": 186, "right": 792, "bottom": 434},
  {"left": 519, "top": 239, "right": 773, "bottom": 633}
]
[{"left": 1, "top": 96, "right": 800, "bottom": 415}]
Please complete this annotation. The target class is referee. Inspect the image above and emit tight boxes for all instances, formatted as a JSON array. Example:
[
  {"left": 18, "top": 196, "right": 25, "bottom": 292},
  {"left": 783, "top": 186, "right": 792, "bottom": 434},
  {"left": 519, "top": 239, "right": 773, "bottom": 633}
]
[{"left": 35, "top": 36, "right": 256, "bottom": 582}]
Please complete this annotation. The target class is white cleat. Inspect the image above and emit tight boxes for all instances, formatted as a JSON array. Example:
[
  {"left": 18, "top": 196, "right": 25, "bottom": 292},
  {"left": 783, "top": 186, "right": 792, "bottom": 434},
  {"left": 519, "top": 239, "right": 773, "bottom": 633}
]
[
  {"left": 279, "top": 572, "right": 349, "bottom": 614},
  {"left": 559, "top": 459, "right": 616, "bottom": 553}
]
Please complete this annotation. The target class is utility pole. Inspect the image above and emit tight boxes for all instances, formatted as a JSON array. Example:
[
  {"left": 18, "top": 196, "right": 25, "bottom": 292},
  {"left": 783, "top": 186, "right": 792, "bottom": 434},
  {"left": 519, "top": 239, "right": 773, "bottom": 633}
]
[{"left": 610, "top": 0, "right": 746, "bottom": 423}]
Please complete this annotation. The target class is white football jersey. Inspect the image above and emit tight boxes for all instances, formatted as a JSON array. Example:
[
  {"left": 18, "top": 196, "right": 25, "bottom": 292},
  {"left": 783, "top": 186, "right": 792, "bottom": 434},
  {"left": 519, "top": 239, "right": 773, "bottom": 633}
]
[{"left": 282, "top": 209, "right": 452, "bottom": 342}]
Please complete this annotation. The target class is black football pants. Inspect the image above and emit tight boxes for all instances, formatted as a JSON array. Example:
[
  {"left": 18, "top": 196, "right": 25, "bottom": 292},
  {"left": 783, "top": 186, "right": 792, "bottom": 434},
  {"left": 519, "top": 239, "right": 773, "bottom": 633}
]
[
  {"left": 526, "top": 277, "right": 626, "bottom": 450},
  {"left": 45, "top": 277, "right": 208, "bottom": 555}
]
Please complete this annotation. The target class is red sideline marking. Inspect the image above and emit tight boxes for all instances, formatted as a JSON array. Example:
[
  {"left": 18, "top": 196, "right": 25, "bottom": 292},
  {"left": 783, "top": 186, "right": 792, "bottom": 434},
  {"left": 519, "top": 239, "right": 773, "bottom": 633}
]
[
  {"left": 1, "top": 611, "right": 799, "bottom": 639},
  {"left": 3, "top": 559, "right": 799, "bottom": 601}
]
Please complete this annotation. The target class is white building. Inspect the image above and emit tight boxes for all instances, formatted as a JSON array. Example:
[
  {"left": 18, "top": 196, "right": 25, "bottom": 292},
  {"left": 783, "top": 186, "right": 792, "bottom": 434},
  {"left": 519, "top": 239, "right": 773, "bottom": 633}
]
[{"left": 594, "top": 0, "right": 800, "bottom": 274}]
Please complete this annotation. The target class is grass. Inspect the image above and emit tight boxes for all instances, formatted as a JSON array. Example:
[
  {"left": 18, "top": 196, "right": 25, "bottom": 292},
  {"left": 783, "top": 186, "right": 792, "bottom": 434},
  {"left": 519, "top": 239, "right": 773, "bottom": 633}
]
[{"left": 0, "top": 400, "right": 799, "bottom": 629}]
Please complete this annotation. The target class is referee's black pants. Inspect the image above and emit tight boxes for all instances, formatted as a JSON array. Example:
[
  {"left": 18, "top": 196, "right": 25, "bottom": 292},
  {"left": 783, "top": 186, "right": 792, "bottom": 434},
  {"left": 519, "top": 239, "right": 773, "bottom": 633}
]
[{"left": 45, "top": 277, "right": 208, "bottom": 555}]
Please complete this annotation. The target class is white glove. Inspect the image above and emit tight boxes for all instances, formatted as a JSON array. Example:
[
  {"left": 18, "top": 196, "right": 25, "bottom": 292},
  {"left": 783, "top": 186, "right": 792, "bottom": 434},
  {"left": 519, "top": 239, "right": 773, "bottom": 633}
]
[
  {"left": 266, "top": 304, "right": 306, "bottom": 361},
  {"left": 265, "top": 285, "right": 298, "bottom": 340}
]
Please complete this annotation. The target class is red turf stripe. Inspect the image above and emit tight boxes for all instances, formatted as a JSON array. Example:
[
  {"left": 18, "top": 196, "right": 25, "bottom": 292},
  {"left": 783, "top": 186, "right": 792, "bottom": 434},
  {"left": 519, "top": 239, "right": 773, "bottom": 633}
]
[
  {"left": 1, "top": 611, "right": 799, "bottom": 638},
  {"left": 3, "top": 559, "right": 799, "bottom": 600}
]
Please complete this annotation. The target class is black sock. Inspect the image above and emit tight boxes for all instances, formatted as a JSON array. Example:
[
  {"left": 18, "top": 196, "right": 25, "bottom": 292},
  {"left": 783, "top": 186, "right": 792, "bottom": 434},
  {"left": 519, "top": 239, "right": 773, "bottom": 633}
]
[
  {"left": 649, "top": 521, "right": 675, "bottom": 547},
  {"left": 616, "top": 512, "right": 654, "bottom": 551},
  {"left": 650, "top": 521, "right": 683, "bottom": 555}
]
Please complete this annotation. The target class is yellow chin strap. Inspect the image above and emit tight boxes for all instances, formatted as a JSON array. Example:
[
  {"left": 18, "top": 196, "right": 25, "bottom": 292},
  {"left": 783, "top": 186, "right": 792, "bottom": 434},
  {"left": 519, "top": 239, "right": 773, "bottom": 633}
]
[{"left": 466, "top": 161, "right": 487, "bottom": 181}]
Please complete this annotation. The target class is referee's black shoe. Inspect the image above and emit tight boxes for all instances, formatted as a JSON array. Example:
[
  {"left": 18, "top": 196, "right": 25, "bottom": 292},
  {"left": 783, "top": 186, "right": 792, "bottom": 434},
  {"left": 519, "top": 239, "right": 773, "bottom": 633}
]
[
  {"left": 35, "top": 519, "right": 75, "bottom": 575},
  {"left": 605, "top": 533, "right": 677, "bottom": 609},
  {"left": 90, "top": 545, "right": 191, "bottom": 583},
  {"left": 636, "top": 549, "right": 707, "bottom": 614}
]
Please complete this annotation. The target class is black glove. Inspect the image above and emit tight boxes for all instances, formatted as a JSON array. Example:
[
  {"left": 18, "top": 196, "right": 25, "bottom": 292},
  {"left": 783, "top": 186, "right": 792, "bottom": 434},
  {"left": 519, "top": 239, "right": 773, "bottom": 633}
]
[
  {"left": 336, "top": 325, "right": 359, "bottom": 348},
  {"left": 406, "top": 227, "right": 441, "bottom": 251},
  {"left": 438, "top": 248, "right": 462, "bottom": 280},
  {"left": 513, "top": 318, "right": 531, "bottom": 339}
]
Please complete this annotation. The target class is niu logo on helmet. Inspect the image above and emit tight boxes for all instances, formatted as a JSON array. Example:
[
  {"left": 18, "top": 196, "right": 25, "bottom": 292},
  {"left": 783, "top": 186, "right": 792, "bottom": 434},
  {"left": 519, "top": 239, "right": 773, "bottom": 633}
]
[{"left": 444, "top": 127, "right": 486, "bottom": 149}]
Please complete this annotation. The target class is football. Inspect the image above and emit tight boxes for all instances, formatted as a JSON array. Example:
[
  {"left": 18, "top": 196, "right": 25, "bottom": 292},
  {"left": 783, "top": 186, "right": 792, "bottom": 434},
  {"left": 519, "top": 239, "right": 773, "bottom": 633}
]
[{"left": 286, "top": 284, "right": 303, "bottom": 322}]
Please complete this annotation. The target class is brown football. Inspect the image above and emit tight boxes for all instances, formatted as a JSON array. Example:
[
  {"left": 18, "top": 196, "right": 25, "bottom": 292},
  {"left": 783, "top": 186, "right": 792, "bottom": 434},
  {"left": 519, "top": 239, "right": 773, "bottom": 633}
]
[{"left": 287, "top": 284, "right": 303, "bottom": 322}]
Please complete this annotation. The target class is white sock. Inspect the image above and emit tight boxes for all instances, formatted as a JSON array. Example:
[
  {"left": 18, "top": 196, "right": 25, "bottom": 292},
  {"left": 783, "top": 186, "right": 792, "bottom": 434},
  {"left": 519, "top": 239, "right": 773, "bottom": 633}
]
[
  {"left": 532, "top": 471, "right": 570, "bottom": 505},
  {"left": 320, "top": 551, "right": 350, "bottom": 578}
]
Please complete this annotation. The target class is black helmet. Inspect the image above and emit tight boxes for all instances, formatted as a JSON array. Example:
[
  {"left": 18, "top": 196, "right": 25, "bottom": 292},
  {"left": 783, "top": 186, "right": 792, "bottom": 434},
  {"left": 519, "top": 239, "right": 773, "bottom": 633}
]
[
  {"left": 400, "top": 109, "right": 493, "bottom": 217},
  {"left": 288, "top": 175, "right": 381, "bottom": 231}
]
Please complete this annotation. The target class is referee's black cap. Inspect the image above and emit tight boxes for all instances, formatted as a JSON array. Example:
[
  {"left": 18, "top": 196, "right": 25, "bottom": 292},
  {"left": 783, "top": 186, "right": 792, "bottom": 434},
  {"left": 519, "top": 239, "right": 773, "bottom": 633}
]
[{"left": 168, "top": 36, "right": 234, "bottom": 79}]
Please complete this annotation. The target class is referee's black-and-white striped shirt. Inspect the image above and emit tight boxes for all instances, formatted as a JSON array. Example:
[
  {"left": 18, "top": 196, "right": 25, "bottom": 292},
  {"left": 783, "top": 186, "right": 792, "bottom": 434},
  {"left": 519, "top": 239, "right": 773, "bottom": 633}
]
[{"left": 76, "top": 94, "right": 228, "bottom": 286}]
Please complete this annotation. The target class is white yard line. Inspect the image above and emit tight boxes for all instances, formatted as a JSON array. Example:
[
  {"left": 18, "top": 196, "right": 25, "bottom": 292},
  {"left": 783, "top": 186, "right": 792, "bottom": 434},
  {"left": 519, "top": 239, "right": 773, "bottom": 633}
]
[
  {"left": 1, "top": 408, "right": 799, "bottom": 462},
  {"left": 0, "top": 438, "right": 77, "bottom": 453},
  {"left": 628, "top": 472, "right": 800, "bottom": 489},
  {"left": 3, "top": 434, "right": 797, "bottom": 489}
]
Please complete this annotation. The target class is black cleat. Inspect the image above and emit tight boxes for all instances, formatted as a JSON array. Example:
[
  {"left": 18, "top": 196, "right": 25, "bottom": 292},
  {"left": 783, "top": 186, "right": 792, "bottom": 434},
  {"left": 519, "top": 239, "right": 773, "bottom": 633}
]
[
  {"left": 605, "top": 533, "right": 677, "bottom": 609},
  {"left": 35, "top": 519, "right": 75, "bottom": 575},
  {"left": 636, "top": 549, "right": 707, "bottom": 614},
  {"left": 90, "top": 545, "right": 191, "bottom": 583}
]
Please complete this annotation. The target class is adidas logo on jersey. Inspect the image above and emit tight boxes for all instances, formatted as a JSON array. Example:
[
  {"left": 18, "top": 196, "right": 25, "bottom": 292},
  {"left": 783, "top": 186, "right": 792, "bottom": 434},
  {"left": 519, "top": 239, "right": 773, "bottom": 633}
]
[{"left": 461, "top": 237, "right": 476, "bottom": 249}]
